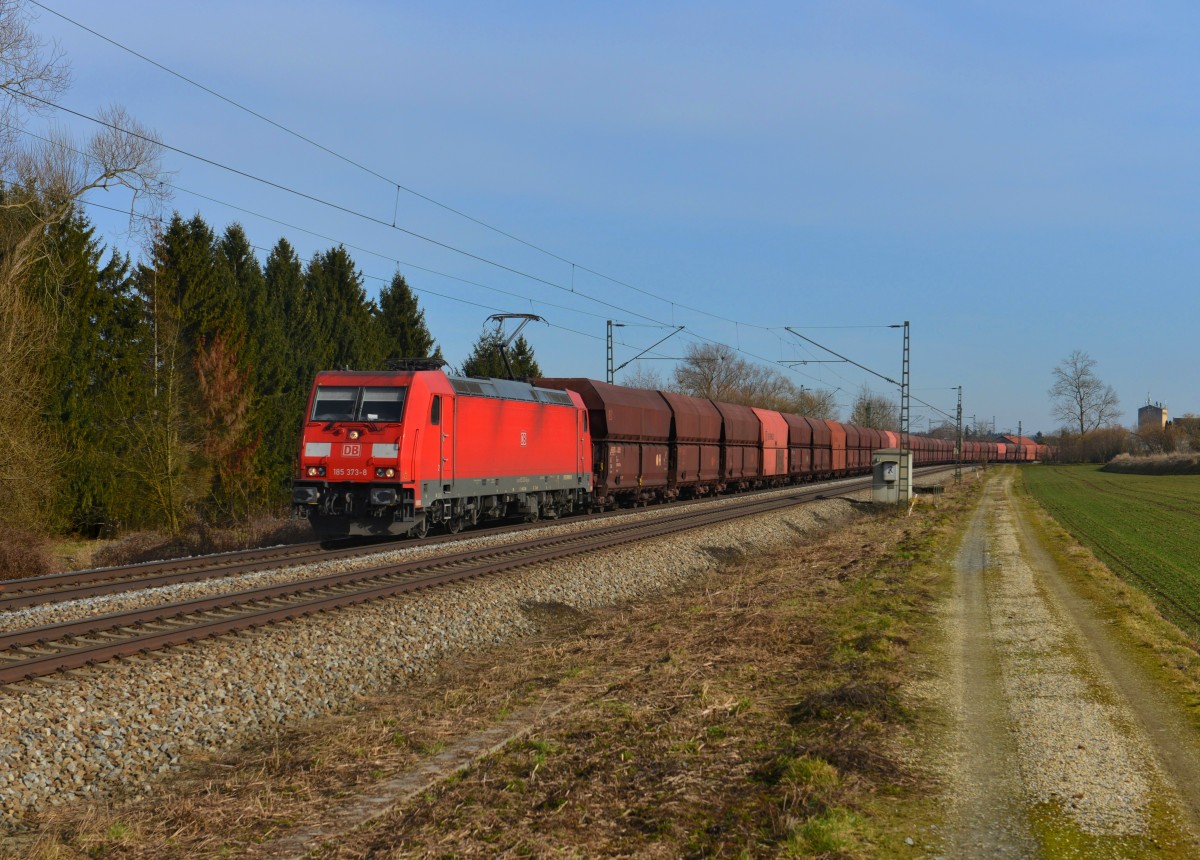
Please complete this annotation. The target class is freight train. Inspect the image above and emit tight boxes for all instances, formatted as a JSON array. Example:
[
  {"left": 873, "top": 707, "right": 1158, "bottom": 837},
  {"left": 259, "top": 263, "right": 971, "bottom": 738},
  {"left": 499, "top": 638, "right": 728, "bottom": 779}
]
[{"left": 291, "top": 366, "right": 1047, "bottom": 539}]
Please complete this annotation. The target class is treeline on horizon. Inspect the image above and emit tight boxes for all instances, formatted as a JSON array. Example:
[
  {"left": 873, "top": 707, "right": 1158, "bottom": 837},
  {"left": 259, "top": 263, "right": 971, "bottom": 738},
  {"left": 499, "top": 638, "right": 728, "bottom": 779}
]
[
  {"left": 3, "top": 206, "right": 920, "bottom": 542},
  {"left": 5, "top": 205, "right": 839, "bottom": 544},
  {"left": 8, "top": 209, "right": 449, "bottom": 539}
]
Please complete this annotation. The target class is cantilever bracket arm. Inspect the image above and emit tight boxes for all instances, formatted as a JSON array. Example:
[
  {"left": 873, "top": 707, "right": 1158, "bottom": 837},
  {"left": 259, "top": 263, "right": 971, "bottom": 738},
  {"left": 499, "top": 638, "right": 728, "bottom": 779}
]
[
  {"left": 783, "top": 326, "right": 900, "bottom": 387},
  {"left": 613, "top": 326, "right": 685, "bottom": 375}
]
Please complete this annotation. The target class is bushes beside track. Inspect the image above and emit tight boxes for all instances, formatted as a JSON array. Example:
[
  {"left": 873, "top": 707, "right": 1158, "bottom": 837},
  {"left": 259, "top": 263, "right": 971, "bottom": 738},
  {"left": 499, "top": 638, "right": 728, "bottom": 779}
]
[
  {"left": 91, "top": 516, "right": 313, "bottom": 568},
  {"left": 1103, "top": 453, "right": 1200, "bottom": 475},
  {"left": 0, "top": 530, "right": 54, "bottom": 580}
]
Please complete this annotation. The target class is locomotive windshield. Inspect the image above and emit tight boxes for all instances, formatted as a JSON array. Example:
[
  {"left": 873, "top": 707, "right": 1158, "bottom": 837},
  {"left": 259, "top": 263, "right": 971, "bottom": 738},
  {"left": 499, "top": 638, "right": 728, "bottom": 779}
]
[{"left": 311, "top": 386, "right": 406, "bottom": 422}]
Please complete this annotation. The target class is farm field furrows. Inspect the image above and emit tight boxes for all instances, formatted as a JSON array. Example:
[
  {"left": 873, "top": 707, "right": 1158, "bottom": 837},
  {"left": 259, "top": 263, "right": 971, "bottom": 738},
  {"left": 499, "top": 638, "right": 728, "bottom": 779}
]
[{"left": 1023, "top": 465, "right": 1200, "bottom": 636}]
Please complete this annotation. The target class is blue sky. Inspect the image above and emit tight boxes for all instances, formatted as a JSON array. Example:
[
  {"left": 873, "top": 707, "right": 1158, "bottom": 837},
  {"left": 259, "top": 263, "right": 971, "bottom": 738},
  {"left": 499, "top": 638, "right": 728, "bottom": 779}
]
[{"left": 26, "top": 1, "right": 1200, "bottom": 435}]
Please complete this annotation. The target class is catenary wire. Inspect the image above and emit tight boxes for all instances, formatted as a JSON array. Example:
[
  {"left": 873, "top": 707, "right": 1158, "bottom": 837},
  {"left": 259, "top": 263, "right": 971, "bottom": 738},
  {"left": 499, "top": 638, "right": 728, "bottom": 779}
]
[
  {"left": 1, "top": 85, "right": 673, "bottom": 328},
  {"left": 28, "top": 0, "right": 797, "bottom": 334},
  {"left": 9, "top": 106, "right": 882, "bottom": 398},
  {"left": 81, "top": 198, "right": 623, "bottom": 353},
  {"left": 11, "top": 10, "right": 932, "bottom": 404}
]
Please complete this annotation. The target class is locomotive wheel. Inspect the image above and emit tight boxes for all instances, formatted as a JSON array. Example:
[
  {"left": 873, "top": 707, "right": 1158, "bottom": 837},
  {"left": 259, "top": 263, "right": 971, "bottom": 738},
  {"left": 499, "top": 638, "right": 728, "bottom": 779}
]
[
  {"left": 411, "top": 517, "right": 429, "bottom": 539},
  {"left": 447, "top": 517, "right": 463, "bottom": 534}
]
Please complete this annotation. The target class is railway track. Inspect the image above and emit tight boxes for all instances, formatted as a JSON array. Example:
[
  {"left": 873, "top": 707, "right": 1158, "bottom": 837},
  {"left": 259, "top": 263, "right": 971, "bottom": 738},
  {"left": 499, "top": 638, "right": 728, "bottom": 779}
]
[
  {"left": 0, "top": 507, "right": 639, "bottom": 610},
  {"left": 0, "top": 475, "right": 889, "bottom": 686},
  {"left": 1, "top": 469, "right": 921, "bottom": 612}
]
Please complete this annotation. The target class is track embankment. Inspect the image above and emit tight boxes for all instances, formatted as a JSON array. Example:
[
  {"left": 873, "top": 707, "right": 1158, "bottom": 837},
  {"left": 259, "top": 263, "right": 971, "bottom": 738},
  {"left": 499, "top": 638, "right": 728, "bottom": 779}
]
[
  {"left": 934, "top": 471, "right": 1200, "bottom": 857},
  {"left": 6, "top": 472, "right": 975, "bottom": 857}
]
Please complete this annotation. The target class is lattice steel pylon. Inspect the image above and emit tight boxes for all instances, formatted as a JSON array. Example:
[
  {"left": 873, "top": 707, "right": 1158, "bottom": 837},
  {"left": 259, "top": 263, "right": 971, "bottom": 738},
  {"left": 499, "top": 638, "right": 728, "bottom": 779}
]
[
  {"left": 898, "top": 320, "right": 911, "bottom": 502},
  {"left": 606, "top": 320, "right": 617, "bottom": 383},
  {"left": 955, "top": 385, "right": 963, "bottom": 482}
]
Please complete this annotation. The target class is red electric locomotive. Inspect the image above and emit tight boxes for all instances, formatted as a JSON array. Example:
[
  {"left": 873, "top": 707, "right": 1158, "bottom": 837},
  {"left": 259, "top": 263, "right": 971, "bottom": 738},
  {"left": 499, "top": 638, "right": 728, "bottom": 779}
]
[{"left": 292, "top": 365, "right": 592, "bottom": 538}]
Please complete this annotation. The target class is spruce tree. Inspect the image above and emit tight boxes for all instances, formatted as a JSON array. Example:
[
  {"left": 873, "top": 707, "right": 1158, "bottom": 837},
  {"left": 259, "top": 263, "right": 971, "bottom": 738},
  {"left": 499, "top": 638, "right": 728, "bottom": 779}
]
[
  {"left": 304, "top": 246, "right": 383, "bottom": 371},
  {"left": 37, "top": 213, "right": 147, "bottom": 534},
  {"left": 508, "top": 335, "right": 542, "bottom": 378},
  {"left": 139, "top": 213, "right": 254, "bottom": 525},
  {"left": 461, "top": 331, "right": 542, "bottom": 379},
  {"left": 154, "top": 214, "right": 243, "bottom": 354},
  {"left": 376, "top": 271, "right": 438, "bottom": 362},
  {"left": 217, "top": 224, "right": 281, "bottom": 512},
  {"left": 264, "top": 238, "right": 310, "bottom": 503}
]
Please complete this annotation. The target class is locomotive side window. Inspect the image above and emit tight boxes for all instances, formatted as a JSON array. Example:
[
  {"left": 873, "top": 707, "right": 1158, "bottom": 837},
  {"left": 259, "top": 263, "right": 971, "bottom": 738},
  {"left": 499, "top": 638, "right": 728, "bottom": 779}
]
[
  {"left": 361, "top": 387, "right": 406, "bottom": 422},
  {"left": 430, "top": 395, "right": 441, "bottom": 426},
  {"left": 312, "top": 387, "right": 357, "bottom": 421}
]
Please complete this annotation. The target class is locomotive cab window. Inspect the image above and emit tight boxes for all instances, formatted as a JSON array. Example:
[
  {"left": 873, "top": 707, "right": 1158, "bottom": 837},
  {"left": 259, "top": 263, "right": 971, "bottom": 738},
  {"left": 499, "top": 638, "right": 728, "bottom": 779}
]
[
  {"left": 361, "top": 387, "right": 405, "bottom": 422},
  {"left": 311, "top": 385, "right": 407, "bottom": 422},
  {"left": 311, "top": 387, "right": 357, "bottom": 422},
  {"left": 430, "top": 395, "right": 441, "bottom": 426}
]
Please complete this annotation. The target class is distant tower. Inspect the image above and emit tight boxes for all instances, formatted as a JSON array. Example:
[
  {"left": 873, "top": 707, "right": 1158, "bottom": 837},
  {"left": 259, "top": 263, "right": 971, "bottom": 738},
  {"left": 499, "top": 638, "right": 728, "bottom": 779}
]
[{"left": 1138, "top": 399, "right": 1168, "bottom": 431}]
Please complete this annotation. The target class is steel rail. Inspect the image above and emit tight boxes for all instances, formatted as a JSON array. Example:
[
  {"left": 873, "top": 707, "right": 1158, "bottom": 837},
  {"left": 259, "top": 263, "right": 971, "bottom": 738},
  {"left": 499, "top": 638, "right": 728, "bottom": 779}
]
[
  {"left": 2, "top": 464, "right": 961, "bottom": 616},
  {"left": 1, "top": 479, "right": 850, "bottom": 651},
  {"left": 0, "top": 477, "right": 874, "bottom": 686},
  {"left": 0, "top": 541, "right": 326, "bottom": 593},
  {"left": 0, "top": 541, "right": 396, "bottom": 611},
  {"left": 0, "top": 513, "right": 587, "bottom": 608},
  {"left": 0, "top": 468, "right": 915, "bottom": 611}
]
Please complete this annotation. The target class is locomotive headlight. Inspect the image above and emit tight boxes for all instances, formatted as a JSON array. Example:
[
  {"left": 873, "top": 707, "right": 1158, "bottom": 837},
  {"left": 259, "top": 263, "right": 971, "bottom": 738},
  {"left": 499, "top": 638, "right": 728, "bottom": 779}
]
[
  {"left": 348, "top": 429, "right": 361, "bottom": 440},
  {"left": 375, "top": 467, "right": 397, "bottom": 478},
  {"left": 307, "top": 466, "right": 318, "bottom": 477}
]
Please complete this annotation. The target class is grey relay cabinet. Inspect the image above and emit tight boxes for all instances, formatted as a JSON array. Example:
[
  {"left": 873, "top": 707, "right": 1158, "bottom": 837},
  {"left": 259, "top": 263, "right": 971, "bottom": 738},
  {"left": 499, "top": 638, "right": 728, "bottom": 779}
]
[{"left": 871, "top": 448, "right": 913, "bottom": 503}]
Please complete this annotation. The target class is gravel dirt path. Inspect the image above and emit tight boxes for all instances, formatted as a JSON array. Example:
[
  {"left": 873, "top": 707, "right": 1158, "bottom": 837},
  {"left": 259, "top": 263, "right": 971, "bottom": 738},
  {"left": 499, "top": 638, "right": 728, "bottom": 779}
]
[{"left": 938, "top": 471, "right": 1200, "bottom": 858}]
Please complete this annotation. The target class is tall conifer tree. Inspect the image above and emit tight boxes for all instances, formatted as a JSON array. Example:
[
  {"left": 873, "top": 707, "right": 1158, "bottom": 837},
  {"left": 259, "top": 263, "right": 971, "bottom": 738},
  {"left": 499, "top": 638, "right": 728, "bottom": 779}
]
[
  {"left": 263, "top": 238, "right": 310, "bottom": 504},
  {"left": 376, "top": 271, "right": 438, "bottom": 361},
  {"left": 217, "top": 224, "right": 282, "bottom": 511},
  {"left": 461, "top": 331, "right": 542, "bottom": 379},
  {"left": 304, "top": 246, "right": 382, "bottom": 371},
  {"left": 37, "top": 213, "right": 147, "bottom": 534}
]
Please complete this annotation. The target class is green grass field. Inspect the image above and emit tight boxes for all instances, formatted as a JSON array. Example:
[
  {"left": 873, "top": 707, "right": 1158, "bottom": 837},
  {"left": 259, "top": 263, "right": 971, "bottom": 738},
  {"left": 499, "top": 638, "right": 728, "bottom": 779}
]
[{"left": 1023, "top": 465, "right": 1200, "bottom": 638}]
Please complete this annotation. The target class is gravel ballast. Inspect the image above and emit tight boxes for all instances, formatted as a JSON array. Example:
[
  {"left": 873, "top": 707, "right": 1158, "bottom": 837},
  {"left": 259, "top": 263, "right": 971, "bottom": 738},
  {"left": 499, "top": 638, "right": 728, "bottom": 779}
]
[{"left": 0, "top": 493, "right": 869, "bottom": 827}]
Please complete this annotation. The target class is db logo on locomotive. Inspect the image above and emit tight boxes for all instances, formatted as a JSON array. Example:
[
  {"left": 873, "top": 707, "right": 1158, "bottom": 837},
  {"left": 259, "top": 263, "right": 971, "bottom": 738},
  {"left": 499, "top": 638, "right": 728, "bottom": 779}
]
[{"left": 342, "top": 444, "right": 361, "bottom": 457}]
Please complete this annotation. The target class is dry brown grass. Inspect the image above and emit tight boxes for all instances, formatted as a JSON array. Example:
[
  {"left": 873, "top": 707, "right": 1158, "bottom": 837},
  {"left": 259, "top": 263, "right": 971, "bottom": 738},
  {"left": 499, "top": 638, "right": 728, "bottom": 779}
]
[
  {"left": 91, "top": 516, "right": 313, "bottom": 568},
  {"left": 0, "top": 528, "right": 53, "bottom": 580},
  {"left": 13, "top": 486, "right": 975, "bottom": 859}
]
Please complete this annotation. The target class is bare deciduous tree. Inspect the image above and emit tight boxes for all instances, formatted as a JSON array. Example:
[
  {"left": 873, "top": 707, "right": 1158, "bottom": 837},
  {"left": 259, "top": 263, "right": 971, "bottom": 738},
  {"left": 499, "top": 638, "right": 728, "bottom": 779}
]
[
  {"left": 849, "top": 384, "right": 899, "bottom": 430},
  {"left": 0, "top": 1, "right": 167, "bottom": 529},
  {"left": 927, "top": 421, "right": 960, "bottom": 440},
  {"left": 1049, "top": 350, "right": 1121, "bottom": 435},
  {"left": 673, "top": 342, "right": 744, "bottom": 401},
  {"left": 2, "top": 106, "right": 168, "bottom": 288},
  {"left": 0, "top": 0, "right": 69, "bottom": 159},
  {"left": 671, "top": 341, "right": 838, "bottom": 417},
  {"left": 619, "top": 365, "right": 669, "bottom": 391},
  {"left": 783, "top": 386, "right": 838, "bottom": 420}
]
